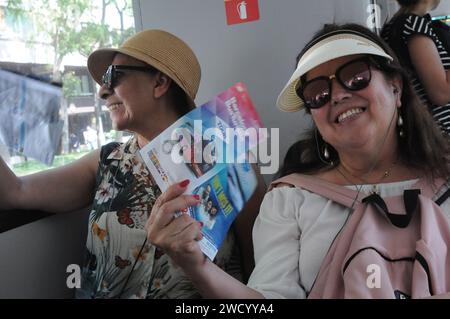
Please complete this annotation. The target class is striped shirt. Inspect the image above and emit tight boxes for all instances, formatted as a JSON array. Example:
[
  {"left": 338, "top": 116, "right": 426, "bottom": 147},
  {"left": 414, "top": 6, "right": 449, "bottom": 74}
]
[{"left": 382, "top": 14, "right": 450, "bottom": 135}]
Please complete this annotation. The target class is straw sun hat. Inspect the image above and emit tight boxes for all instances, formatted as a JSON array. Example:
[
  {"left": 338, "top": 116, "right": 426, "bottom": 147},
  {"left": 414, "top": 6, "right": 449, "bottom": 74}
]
[{"left": 87, "top": 29, "right": 201, "bottom": 107}]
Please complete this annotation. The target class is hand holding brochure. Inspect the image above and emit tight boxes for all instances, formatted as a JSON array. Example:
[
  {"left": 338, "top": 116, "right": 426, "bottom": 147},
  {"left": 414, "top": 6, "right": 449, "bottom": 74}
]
[{"left": 140, "top": 82, "right": 265, "bottom": 260}]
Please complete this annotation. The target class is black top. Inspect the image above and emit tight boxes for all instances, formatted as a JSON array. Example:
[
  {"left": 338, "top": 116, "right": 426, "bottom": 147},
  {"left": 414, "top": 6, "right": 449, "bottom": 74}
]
[{"left": 382, "top": 13, "right": 450, "bottom": 134}]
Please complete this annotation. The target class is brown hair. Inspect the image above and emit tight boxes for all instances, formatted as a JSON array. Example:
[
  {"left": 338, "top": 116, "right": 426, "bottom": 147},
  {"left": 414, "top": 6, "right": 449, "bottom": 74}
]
[
  {"left": 168, "top": 80, "right": 195, "bottom": 117},
  {"left": 277, "top": 23, "right": 450, "bottom": 180},
  {"left": 146, "top": 63, "right": 195, "bottom": 117}
]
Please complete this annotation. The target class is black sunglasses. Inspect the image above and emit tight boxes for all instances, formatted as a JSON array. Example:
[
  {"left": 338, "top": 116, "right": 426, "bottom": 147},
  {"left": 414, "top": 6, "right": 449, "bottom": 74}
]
[
  {"left": 102, "top": 65, "right": 156, "bottom": 89},
  {"left": 297, "top": 57, "right": 378, "bottom": 109}
]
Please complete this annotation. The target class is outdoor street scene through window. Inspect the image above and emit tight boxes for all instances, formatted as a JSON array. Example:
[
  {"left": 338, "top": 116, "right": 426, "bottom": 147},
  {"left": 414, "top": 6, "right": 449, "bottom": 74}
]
[{"left": 0, "top": 0, "right": 134, "bottom": 175}]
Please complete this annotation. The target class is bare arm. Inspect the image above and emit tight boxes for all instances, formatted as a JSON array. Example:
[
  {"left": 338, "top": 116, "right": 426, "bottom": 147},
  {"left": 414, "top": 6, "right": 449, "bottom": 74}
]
[
  {"left": 0, "top": 150, "right": 100, "bottom": 213},
  {"left": 184, "top": 255, "right": 265, "bottom": 299},
  {"left": 408, "top": 35, "right": 450, "bottom": 106},
  {"left": 232, "top": 164, "right": 266, "bottom": 282},
  {"left": 146, "top": 181, "right": 265, "bottom": 299}
]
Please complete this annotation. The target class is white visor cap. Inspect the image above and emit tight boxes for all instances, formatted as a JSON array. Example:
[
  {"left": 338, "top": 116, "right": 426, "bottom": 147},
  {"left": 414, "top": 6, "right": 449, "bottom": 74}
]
[{"left": 276, "top": 32, "right": 393, "bottom": 112}]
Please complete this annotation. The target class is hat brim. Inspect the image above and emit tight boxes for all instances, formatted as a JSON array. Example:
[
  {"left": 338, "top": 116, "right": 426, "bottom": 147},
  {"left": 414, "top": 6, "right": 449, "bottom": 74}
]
[
  {"left": 276, "top": 34, "right": 393, "bottom": 112},
  {"left": 87, "top": 47, "right": 196, "bottom": 107}
]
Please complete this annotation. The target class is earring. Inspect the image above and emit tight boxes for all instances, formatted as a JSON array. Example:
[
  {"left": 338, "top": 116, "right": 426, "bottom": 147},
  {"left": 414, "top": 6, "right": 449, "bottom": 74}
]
[
  {"left": 315, "top": 128, "right": 334, "bottom": 165},
  {"left": 323, "top": 144, "right": 330, "bottom": 159},
  {"left": 397, "top": 112, "right": 405, "bottom": 138}
]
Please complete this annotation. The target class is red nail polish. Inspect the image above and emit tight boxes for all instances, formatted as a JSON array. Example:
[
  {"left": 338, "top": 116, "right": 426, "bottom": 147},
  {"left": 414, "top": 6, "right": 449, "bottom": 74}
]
[
  {"left": 193, "top": 194, "right": 200, "bottom": 200},
  {"left": 199, "top": 221, "right": 203, "bottom": 227},
  {"left": 179, "top": 179, "right": 190, "bottom": 187}
]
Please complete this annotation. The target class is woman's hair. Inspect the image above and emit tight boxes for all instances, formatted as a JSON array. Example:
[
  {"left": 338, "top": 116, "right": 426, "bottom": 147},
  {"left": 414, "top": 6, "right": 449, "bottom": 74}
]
[
  {"left": 166, "top": 80, "right": 195, "bottom": 116},
  {"left": 277, "top": 23, "right": 450, "bottom": 180},
  {"left": 147, "top": 66, "right": 195, "bottom": 117},
  {"left": 144, "top": 62, "right": 194, "bottom": 116}
]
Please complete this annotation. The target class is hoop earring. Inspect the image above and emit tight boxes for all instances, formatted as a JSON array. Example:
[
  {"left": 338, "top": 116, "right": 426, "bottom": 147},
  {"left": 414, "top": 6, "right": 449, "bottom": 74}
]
[
  {"left": 397, "top": 112, "right": 404, "bottom": 138},
  {"left": 314, "top": 128, "right": 334, "bottom": 166}
]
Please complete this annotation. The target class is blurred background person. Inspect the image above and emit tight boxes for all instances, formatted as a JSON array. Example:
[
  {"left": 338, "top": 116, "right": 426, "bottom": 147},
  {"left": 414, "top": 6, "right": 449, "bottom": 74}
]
[{"left": 382, "top": 0, "right": 450, "bottom": 135}]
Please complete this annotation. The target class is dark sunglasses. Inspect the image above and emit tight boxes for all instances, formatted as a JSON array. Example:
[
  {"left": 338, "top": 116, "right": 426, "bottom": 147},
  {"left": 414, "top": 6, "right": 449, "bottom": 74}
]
[
  {"left": 102, "top": 65, "right": 156, "bottom": 89},
  {"left": 297, "top": 57, "right": 378, "bottom": 109}
]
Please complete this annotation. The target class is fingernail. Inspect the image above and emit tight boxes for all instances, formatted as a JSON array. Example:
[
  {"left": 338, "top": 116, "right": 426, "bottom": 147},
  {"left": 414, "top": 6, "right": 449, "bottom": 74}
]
[
  {"left": 199, "top": 221, "right": 203, "bottom": 227},
  {"left": 193, "top": 194, "right": 200, "bottom": 200},
  {"left": 179, "top": 179, "right": 190, "bottom": 187}
]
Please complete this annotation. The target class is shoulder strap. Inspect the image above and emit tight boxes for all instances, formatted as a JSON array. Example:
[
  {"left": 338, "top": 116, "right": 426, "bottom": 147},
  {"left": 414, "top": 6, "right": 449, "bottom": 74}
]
[
  {"left": 435, "top": 183, "right": 450, "bottom": 205},
  {"left": 270, "top": 173, "right": 366, "bottom": 208},
  {"left": 409, "top": 177, "right": 446, "bottom": 199},
  {"left": 272, "top": 174, "right": 448, "bottom": 208}
]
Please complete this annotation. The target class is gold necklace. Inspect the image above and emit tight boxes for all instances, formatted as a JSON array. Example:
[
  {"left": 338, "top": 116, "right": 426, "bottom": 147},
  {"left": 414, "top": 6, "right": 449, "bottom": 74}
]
[
  {"left": 337, "top": 162, "right": 396, "bottom": 195},
  {"left": 335, "top": 166, "right": 363, "bottom": 192}
]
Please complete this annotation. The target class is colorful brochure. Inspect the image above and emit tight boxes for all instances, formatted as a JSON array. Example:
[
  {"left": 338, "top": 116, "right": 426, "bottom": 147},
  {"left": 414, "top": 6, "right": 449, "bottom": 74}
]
[{"left": 140, "top": 82, "right": 264, "bottom": 259}]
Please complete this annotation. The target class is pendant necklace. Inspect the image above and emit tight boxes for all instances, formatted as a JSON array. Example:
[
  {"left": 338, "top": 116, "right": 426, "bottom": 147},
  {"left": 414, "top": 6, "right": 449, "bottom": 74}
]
[{"left": 337, "top": 161, "right": 396, "bottom": 195}]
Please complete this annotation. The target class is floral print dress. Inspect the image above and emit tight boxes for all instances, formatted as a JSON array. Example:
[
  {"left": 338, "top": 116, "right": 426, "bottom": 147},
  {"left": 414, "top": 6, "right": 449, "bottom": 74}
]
[{"left": 76, "top": 136, "right": 243, "bottom": 299}]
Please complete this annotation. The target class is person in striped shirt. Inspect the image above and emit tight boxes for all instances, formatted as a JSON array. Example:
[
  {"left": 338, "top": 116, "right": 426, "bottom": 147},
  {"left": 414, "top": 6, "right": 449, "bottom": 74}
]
[{"left": 382, "top": 0, "right": 450, "bottom": 135}]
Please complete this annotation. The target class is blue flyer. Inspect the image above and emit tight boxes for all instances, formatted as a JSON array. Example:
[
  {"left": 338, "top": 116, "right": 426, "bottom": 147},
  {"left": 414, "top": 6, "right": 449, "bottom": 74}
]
[{"left": 140, "top": 82, "right": 263, "bottom": 259}]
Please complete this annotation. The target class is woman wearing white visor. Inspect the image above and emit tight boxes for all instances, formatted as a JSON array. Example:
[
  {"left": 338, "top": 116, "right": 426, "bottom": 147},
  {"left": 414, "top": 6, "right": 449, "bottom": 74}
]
[{"left": 146, "top": 24, "right": 450, "bottom": 298}]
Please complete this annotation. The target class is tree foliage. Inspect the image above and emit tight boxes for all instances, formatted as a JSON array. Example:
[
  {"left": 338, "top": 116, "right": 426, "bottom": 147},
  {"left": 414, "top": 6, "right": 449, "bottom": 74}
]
[
  {"left": 6, "top": 0, "right": 134, "bottom": 81},
  {"left": 61, "top": 71, "right": 80, "bottom": 98},
  {"left": 5, "top": 0, "right": 135, "bottom": 151}
]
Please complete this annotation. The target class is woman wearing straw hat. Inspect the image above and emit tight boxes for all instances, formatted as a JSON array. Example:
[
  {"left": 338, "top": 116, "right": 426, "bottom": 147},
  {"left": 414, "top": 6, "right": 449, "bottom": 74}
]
[
  {"left": 0, "top": 29, "right": 265, "bottom": 298},
  {"left": 146, "top": 24, "right": 450, "bottom": 298}
]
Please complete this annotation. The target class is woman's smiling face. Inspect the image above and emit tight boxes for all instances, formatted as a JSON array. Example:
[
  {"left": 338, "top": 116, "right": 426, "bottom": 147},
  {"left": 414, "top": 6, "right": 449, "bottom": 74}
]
[
  {"left": 307, "top": 54, "right": 402, "bottom": 155},
  {"left": 99, "top": 53, "right": 158, "bottom": 133}
]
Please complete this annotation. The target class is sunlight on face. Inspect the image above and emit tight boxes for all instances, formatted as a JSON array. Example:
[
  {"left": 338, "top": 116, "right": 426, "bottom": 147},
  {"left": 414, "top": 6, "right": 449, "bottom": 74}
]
[{"left": 103, "top": 54, "right": 157, "bottom": 133}]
